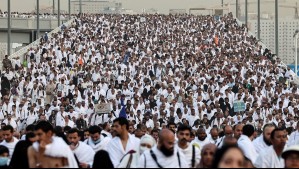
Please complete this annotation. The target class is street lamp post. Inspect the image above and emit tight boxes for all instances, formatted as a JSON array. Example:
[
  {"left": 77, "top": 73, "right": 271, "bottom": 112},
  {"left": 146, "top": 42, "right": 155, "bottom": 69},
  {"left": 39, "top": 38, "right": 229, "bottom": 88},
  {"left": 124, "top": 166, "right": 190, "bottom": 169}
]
[
  {"left": 257, "top": 0, "right": 260, "bottom": 40},
  {"left": 245, "top": 0, "right": 248, "bottom": 25},
  {"left": 236, "top": 0, "right": 239, "bottom": 18},
  {"left": 275, "top": 0, "right": 279, "bottom": 55},
  {"left": 53, "top": 0, "right": 55, "bottom": 14},
  {"left": 58, "top": 0, "right": 60, "bottom": 27},
  {"left": 69, "top": 0, "right": 71, "bottom": 20},
  {"left": 37, "top": 0, "right": 40, "bottom": 39},
  {"left": 7, "top": 0, "right": 11, "bottom": 56},
  {"left": 294, "top": 30, "right": 299, "bottom": 76},
  {"left": 79, "top": 0, "right": 82, "bottom": 14}
]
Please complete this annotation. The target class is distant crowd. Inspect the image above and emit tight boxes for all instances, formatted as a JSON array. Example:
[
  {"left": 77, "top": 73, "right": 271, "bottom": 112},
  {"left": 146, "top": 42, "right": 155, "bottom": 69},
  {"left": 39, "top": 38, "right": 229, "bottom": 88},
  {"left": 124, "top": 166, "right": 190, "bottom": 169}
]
[{"left": 0, "top": 12, "right": 298, "bottom": 168}]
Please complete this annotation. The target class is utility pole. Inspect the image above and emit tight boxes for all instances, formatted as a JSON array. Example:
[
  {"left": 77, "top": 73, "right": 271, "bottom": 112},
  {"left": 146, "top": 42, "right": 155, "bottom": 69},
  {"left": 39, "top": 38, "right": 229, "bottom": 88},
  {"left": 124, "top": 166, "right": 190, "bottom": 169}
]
[
  {"left": 53, "top": 0, "right": 55, "bottom": 14},
  {"left": 222, "top": 0, "right": 224, "bottom": 7},
  {"left": 58, "top": 0, "right": 60, "bottom": 27},
  {"left": 79, "top": 0, "right": 82, "bottom": 14},
  {"left": 236, "top": 0, "right": 239, "bottom": 18},
  {"left": 7, "top": 0, "right": 11, "bottom": 56},
  {"left": 245, "top": 0, "right": 248, "bottom": 25},
  {"left": 37, "top": 0, "right": 40, "bottom": 39},
  {"left": 257, "top": 0, "right": 261, "bottom": 40},
  {"left": 69, "top": 0, "right": 71, "bottom": 20},
  {"left": 275, "top": 0, "right": 279, "bottom": 55}
]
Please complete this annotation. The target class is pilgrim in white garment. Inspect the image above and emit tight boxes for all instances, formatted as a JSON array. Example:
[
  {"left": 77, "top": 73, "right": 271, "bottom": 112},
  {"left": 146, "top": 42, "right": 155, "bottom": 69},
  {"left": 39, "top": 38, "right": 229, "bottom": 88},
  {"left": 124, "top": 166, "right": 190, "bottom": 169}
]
[
  {"left": 107, "top": 134, "right": 140, "bottom": 168},
  {"left": 84, "top": 135, "right": 111, "bottom": 152}
]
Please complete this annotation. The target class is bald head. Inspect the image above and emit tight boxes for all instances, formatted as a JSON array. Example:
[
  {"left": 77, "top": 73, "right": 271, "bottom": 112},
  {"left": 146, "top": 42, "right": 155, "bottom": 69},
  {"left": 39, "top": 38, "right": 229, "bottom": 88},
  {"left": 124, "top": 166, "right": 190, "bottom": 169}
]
[
  {"left": 159, "top": 129, "right": 175, "bottom": 142},
  {"left": 224, "top": 125, "right": 233, "bottom": 137},
  {"left": 158, "top": 129, "right": 176, "bottom": 157}
]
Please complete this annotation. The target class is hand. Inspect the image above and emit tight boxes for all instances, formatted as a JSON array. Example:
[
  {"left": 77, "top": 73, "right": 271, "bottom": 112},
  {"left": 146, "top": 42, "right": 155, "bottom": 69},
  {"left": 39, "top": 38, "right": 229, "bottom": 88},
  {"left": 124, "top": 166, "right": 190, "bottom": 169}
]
[{"left": 80, "top": 163, "right": 90, "bottom": 168}]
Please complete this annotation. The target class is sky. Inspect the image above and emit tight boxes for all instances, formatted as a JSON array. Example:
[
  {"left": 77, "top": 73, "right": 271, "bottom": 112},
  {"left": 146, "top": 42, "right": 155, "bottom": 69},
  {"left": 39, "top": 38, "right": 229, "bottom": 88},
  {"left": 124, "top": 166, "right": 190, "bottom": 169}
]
[{"left": 0, "top": 0, "right": 298, "bottom": 17}]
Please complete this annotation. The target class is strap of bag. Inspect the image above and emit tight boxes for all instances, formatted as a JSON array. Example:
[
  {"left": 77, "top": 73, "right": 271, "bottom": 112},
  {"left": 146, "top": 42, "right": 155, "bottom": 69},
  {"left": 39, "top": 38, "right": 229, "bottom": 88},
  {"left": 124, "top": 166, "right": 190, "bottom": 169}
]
[
  {"left": 177, "top": 151, "right": 181, "bottom": 168},
  {"left": 150, "top": 150, "right": 163, "bottom": 168},
  {"left": 192, "top": 145, "right": 195, "bottom": 168}
]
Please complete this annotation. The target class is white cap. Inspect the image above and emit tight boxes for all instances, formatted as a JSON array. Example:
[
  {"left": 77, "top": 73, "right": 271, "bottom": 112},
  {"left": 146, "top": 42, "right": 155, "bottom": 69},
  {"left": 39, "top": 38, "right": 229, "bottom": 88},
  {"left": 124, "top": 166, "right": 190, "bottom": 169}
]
[{"left": 282, "top": 145, "right": 299, "bottom": 159}]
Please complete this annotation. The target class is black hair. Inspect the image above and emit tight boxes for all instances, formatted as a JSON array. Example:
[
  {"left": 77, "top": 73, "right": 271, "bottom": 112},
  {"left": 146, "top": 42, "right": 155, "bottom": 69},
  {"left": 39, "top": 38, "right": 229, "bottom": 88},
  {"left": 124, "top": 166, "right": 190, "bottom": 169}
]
[
  {"left": 2, "top": 125, "right": 14, "bottom": 133},
  {"left": 212, "top": 145, "right": 245, "bottom": 168},
  {"left": 64, "top": 126, "right": 72, "bottom": 133},
  {"left": 271, "top": 128, "right": 285, "bottom": 139},
  {"left": 113, "top": 117, "right": 129, "bottom": 130},
  {"left": 25, "top": 132, "right": 36, "bottom": 142},
  {"left": 167, "top": 122, "right": 177, "bottom": 128},
  {"left": 68, "top": 128, "right": 80, "bottom": 135},
  {"left": 92, "top": 150, "right": 114, "bottom": 169},
  {"left": 177, "top": 124, "right": 192, "bottom": 133},
  {"left": 0, "top": 145, "right": 9, "bottom": 156},
  {"left": 151, "top": 129, "right": 159, "bottom": 135},
  {"left": 89, "top": 125, "right": 102, "bottom": 135},
  {"left": 26, "top": 124, "right": 36, "bottom": 132},
  {"left": 54, "top": 126, "right": 63, "bottom": 134},
  {"left": 35, "top": 121, "right": 54, "bottom": 133},
  {"left": 243, "top": 124, "right": 255, "bottom": 137}
]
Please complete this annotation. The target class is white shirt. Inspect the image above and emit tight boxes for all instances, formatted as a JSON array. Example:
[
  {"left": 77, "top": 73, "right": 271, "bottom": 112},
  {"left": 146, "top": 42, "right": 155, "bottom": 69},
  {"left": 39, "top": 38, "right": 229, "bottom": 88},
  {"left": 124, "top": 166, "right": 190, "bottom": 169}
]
[
  {"left": 238, "top": 135, "right": 257, "bottom": 164},
  {"left": 84, "top": 136, "right": 111, "bottom": 152},
  {"left": 138, "top": 146, "right": 189, "bottom": 168},
  {"left": 253, "top": 135, "right": 271, "bottom": 154},
  {"left": 177, "top": 143, "right": 201, "bottom": 168},
  {"left": 287, "top": 130, "right": 299, "bottom": 147},
  {"left": 72, "top": 141, "right": 95, "bottom": 166},
  {"left": 191, "top": 137, "right": 212, "bottom": 151},
  {"left": 0, "top": 137, "right": 19, "bottom": 159},
  {"left": 254, "top": 146, "right": 284, "bottom": 168},
  {"left": 107, "top": 134, "right": 140, "bottom": 168}
]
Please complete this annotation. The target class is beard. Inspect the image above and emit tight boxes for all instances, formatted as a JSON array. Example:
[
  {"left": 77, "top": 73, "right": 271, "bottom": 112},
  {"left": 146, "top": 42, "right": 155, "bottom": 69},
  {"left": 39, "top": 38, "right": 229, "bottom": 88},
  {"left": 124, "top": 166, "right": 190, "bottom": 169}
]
[
  {"left": 263, "top": 136, "right": 272, "bottom": 146},
  {"left": 160, "top": 144, "right": 174, "bottom": 157},
  {"left": 199, "top": 136, "right": 207, "bottom": 141}
]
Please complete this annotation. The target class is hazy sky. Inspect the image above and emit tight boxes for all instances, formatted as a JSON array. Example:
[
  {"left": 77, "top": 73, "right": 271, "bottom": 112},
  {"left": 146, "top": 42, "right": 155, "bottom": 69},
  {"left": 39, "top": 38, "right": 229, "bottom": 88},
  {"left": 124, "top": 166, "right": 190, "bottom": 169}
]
[{"left": 0, "top": 0, "right": 298, "bottom": 17}]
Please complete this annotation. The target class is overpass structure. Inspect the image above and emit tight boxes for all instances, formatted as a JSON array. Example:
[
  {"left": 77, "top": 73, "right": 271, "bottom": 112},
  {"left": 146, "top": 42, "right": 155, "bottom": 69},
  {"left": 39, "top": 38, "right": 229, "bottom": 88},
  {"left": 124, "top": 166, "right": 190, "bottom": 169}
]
[
  {"left": 0, "top": 17, "right": 69, "bottom": 44},
  {"left": 0, "top": 17, "right": 73, "bottom": 69}
]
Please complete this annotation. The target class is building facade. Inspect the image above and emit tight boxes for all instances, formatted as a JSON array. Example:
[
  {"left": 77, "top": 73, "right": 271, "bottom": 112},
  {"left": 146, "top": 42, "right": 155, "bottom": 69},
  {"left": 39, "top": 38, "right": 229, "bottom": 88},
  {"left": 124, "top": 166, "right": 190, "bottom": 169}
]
[
  {"left": 71, "top": 0, "right": 122, "bottom": 14},
  {"left": 248, "top": 19, "right": 299, "bottom": 64}
]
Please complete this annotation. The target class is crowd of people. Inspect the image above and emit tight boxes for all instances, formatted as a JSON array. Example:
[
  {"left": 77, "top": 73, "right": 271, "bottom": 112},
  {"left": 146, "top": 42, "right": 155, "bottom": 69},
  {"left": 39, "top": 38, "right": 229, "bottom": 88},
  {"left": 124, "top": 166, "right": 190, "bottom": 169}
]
[{"left": 0, "top": 12, "right": 298, "bottom": 168}]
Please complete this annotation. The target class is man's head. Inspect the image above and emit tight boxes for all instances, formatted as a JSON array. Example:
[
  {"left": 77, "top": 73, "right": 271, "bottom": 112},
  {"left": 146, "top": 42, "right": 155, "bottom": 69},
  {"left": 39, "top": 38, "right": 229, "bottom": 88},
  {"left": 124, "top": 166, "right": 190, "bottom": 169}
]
[
  {"left": 177, "top": 125, "right": 192, "bottom": 146},
  {"left": 233, "top": 124, "right": 243, "bottom": 140},
  {"left": 271, "top": 128, "right": 287, "bottom": 151},
  {"left": 151, "top": 129, "right": 159, "bottom": 142},
  {"left": 113, "top": 117, "right": 129, "bottom": 137},
  {"left": 88, "top": 126, "right": 102, "bottom": 143},
  {"left": 158, "top": 129, "right": 175, "bottom": 157},
  {"left": 128, "top": 125, "right": 134, "bottom": 134},
  {"left": 67, "top": 128, "right": 81, "bottom": 146},
  {"left": 2, "top": 125, "right": 14, "bottom": 143},
  {"left": 167, "top": 122, "right": 177, "bottom": 133},
  {"left": 224, "top": 125, "right": 233, "bottom": 137},
  {"left": 197, "top": 128, "right": 207, "bottom": 141},
  {"left": 210, "top": 128, "right": 219, "bottom": 141},
  {"left": 34, "top": 121, "right": 54, "bottom": 144},
  {"left": 282, "top": 145, "right": 299, "bottom": 168},
  {"left": 83, "top": 129, "right": 89, "bottom": 141},
  {"left": 242, "top": 124, "right": 255, "bottom": 139},
  {"left": 263, "top": 124, "right": 276, "bottom": 146}
]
